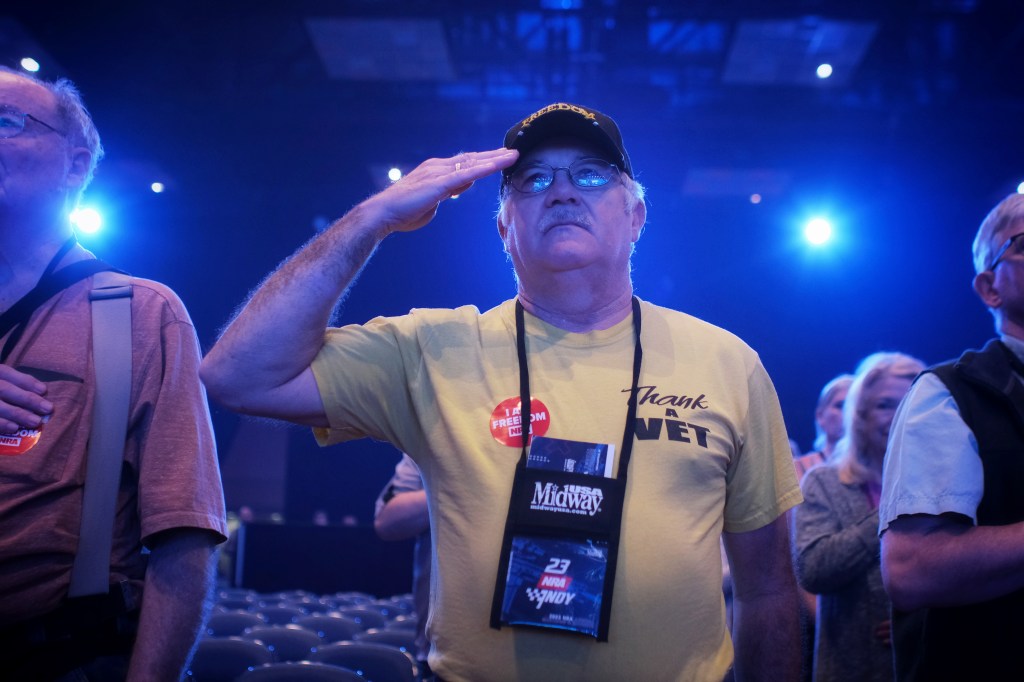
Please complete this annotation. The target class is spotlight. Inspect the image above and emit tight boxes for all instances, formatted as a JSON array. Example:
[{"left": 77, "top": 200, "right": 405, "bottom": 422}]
[
  {"left": 70, "top": 207, "right": 103, "bottom": 234},
  {"left": 803, "top": 217, "right": 832, "bottom": 245},
  {"left": 150, "top": 182, "right": 165, "bottom": 194},
  {"left": 816, "top": 63, "right": 833, "bottom": 79},
  {"left": 20, "top": 57, "right": 40, "bottom": 73},
  {"left": 388, "top": 168, "right": 403, "bottom": 183}
]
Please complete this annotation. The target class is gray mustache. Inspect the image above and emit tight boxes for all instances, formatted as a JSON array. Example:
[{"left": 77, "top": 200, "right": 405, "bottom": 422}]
[{"left": 540, "top": 210, "right": 592, "bottom": 232}]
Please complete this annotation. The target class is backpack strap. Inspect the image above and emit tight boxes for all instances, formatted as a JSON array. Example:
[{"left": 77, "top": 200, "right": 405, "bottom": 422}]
[{"left": 67, "top": 271, "right": 134, "bottom": 598}]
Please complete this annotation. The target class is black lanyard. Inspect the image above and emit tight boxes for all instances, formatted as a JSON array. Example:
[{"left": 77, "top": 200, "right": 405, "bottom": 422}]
[
  {"left": 494, "top": 295, "right": 643, "bottom": 641},
  {"left": 514, "top": 295, "right": 643, "bottom": 478}
]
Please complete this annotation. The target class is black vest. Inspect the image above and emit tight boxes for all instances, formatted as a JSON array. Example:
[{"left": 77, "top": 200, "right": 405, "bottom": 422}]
[{"left": 893, "top": 339, "right": 1024, "bottom": 681}]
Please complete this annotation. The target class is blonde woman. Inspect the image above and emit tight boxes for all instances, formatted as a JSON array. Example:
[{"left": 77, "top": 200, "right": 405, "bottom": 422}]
[{"left": 794, "top": 352, "right": 924, "bottom": 681}]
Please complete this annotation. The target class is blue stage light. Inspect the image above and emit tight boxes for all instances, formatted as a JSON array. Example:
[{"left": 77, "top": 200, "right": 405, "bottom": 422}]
[
  {"left": 804, "top": 217, "right": 832, "bottom": 245},
  {"left": 70, "top": 207, "right": 103, "bottom": 234}
]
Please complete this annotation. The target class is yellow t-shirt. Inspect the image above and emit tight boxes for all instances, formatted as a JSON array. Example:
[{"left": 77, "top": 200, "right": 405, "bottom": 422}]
[{"left": 312, "top": 298, "right": 800, "bottom": 682}]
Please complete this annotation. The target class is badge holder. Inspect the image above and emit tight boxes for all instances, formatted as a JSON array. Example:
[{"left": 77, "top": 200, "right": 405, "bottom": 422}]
[{"left": 489, "top": 298, "right": 642, "bottom": 642}]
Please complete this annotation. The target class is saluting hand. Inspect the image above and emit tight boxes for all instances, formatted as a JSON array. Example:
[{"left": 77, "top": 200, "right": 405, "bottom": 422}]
[{"left": 363, "top": 148, "right": 519, "bottom": 235}]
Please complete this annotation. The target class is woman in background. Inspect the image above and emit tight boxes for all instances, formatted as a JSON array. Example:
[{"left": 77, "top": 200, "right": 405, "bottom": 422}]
[
  {"left": 795, "top": 352, "right": 925, "bottom": 682},
  {"left": 794, "top": 374, "right": 855, "bottom": 478}
]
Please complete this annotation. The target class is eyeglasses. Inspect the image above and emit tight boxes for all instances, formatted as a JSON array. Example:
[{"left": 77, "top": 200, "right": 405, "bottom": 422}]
[
  {"left": 989, "top": 232, "right": 1024, "bottom": 270},
  {"left": 0, "top": 105, "right": 62, "bottom": 139},
  {"left": 506, "top": 158, "right": 620, "bottom": 194}
]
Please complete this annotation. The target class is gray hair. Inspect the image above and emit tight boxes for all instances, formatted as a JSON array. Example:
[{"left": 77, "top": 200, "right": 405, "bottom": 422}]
[
  {"left": 0, "top": 66, "right": 104, "bottom": 200},
  {"left": 973, "top": 193, "right": 1024, "bottom": 275}
]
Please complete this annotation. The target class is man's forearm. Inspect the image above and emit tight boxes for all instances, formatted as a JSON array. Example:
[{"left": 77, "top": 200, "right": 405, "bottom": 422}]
[
  {"left": 375, "top": 489, "right": 429, "bottom": 541},
  {"left": 724, "top": 517, "right": 802, "bottom": 682},
  {"left": 883, "top": 515, "right": 1024, "bottom": 610},
  {"left": 200, "top": 201, "right": 387, "bottom": 416},
  {"left": 732, "top": 588, "right": 801, "bottom": 682},
  {"left": 127, "top": 530, "right": 219, "bottom": 682}
]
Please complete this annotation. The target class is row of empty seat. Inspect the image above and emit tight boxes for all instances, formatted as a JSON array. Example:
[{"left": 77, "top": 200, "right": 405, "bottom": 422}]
[{"left": 187, "top": 588, "right": 422, "bottom": 682}]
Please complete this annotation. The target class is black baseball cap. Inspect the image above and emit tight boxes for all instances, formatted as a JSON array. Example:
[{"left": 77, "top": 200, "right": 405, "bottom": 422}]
[{"left": 502, "top": 103, "right": 634, "bottom": 180}]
